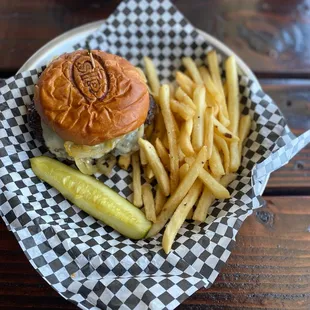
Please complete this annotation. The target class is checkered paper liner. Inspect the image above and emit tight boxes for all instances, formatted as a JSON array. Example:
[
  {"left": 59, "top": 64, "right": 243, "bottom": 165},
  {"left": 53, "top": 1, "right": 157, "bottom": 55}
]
[{"left": 1, "top": 0, "right": 310, "bottom": 309}]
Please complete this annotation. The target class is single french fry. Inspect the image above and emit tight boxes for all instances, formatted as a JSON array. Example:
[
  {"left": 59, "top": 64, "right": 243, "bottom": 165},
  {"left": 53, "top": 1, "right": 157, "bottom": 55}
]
[
  {"left": 153, "top": 111, "right": 166, "bottom": 141},
  {"left": 206, "top": 92, "right": 219, "bottom": 117},
  {"left": 175, "top": 87, "right": 196, "bottom": 111},
  {"left": 199, "top": 66, "right": 230, "bottom": 127},
  {"left": 226, "top": 56, "right": 240, "bottom": 172},
  {"left": 138, "top": 138, "right": 170, "bottom": 196},
  {"left": 132, "top": 152, "right": 143, "bottom": 207},
  {"left": 144, "top": 164, "right": 155, "bottom": 182},
  {"left": 226, "top": 55, "right": 240, "bottom": 135},
  {"left": 209, "top": 144, "right": 225, "bottom": 177},
  {"left": 155, "top": 185, "right": 167, "bottom": 215},
  {"left": 146, "top": 146, "right": 208, "bottom": 238},
  {"left": 192, "top": 85, "right": 206, "bottom": 152},
  {"left": 198, "top": 168, "right": 230, "bottom": 199},
  {"left": 158, "top": 85, "right": 179, "bottom": 193},
  {"left": 182, "top": 57, "right": 203, "bottom": 84},
  {"left": 144, "top": 56, "right": 160, "bottom": 96},
  {"left": 179, "top": 163, "right": 190, "bottom": 181},
  {"left": 213, "top": 117, "right": 239, "bottom": 142},
  {"left": 118, "top": 154, "right": 131, "bottom": 170},
  {"left": 193, "top": 173, "right": 236, "bottom": 222},
  {"left": 162, "top": 133, "right": 169, "bottom": 149},
  {"left": 186, "top": 208, "right": 194, "bottom": 220},
  {"left": 238, "top": 114, "right": 252, "bottom": 160},
  {"left": 170, "top": 99, "right": 195, "bottom": 121},
  {"left": 176, "top": 71, "right": 195, "bottom": 97},
  {"left": 178, "top": 147, "right": 185, "bottom": 164},
  {"left": 179, "top": 119, "right": 195, "bottom": 157},
  {"left": 142, "top": 183, "right": 156, "bottom": 222},
  {"left": 140, "top": 147, "right": 148, "bottom": 166},
  {"left": 171, "top": 112, "right": 180, "bottom": 137},
  {"left": 204, "top": 106, "right": 214, "bottom": 160},
  {"left": 155, "top": 138, "right": 170, "bottom": 171},
  {"left": 214, "top": 134, "right": 230, "bottom": 174},
  {"left": 169, "top": 83, "right": 175, "bottom": 99},
  {"left": 162, "top": 180, "right": 203, "bottom": 253}
]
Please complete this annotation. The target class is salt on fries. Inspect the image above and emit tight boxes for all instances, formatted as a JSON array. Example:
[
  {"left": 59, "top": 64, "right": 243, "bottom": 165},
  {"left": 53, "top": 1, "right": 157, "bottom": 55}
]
[{"left": 126, "top": 51, "right": 252, "bottom": 252}]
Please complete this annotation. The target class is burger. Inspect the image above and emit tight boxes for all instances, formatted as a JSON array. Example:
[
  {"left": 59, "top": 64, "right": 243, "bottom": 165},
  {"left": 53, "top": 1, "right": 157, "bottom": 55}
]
[{"left": 28, "top": 50, "right": 156, "bottom": 175}]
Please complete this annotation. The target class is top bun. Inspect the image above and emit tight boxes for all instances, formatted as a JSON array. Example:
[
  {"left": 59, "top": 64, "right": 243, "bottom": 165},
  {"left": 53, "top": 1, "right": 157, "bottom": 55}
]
[{"left": 34, "top": 50, "right": 149, "bottom": 146}]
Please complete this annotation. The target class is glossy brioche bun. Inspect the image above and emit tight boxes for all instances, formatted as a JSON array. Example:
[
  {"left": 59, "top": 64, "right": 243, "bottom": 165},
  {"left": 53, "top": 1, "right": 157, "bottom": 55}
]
[{"left": 34, "top": 50, "right": 149, "bottom": 146}]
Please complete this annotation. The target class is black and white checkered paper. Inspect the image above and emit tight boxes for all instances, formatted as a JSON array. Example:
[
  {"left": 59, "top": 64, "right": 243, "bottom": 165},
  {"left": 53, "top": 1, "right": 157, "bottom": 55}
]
[{"left": 1, "top": 1, "right": 310, "bottom": 309}]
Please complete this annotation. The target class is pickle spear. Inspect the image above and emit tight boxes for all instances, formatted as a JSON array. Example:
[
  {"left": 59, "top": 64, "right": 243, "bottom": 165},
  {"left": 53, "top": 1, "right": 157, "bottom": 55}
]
[{"left": 30, "top": 156, "right": 151, "bottom": 239}]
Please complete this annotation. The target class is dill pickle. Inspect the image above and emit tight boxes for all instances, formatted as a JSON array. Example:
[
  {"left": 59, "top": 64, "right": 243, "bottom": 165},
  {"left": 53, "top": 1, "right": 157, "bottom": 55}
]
[{"left": 30, "top": 156, "right": 151, "bottom": 239}]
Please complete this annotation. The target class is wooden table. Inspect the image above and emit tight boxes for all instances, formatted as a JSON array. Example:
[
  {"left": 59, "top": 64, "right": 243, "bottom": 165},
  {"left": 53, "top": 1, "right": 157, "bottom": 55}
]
[{"left": 1, "top": 0, "right": 309, "bottom": 309}]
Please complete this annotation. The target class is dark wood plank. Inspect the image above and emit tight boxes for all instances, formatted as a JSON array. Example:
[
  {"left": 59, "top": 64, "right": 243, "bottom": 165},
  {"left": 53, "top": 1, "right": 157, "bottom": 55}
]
[
  {"left": 1, "top": 0, "right": 310, "bottom": 76},
  {"left": 1, "top": 196, "right": 309, "bottom": 309},
  {"left": 259, "top": 79, "right": 310, "bottom": 195}
]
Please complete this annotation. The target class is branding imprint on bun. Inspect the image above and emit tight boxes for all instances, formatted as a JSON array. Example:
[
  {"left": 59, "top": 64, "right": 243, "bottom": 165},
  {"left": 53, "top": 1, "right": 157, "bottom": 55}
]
[{"left": 73, "top": 55, "right": 109, "bottom": 102}]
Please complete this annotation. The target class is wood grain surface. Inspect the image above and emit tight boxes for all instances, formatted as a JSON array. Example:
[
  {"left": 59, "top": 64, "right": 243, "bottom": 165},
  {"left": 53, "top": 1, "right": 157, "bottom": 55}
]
[{"left": 0, "top": 0, "right": 310, "bottom": 309}]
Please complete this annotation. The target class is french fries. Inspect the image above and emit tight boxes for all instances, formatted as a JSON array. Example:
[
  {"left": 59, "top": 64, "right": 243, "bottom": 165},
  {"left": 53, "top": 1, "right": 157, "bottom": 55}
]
[
  {"left": 238, "top": 115, "right": 252, "bottom": 161},
  {"left": 155, "top": 185, "right": 167, "bottom": 215},
  {"left": 162, "top": 180, "right": 202, "bottom": 253},
  {"left": 144, "top": 56, "right": 160, "bottom": 96},
  {"left": 138, "top": 138, "right": 170, "bottom": 196},
  {"left": 131, "top": 52, "right": 252, "bottom": 252},
  {"left": 132, "top": 152, "right": 143, "bottom": 208},
  {"left": 226, "top": 56, "right": 240, "bottom": 172},
  {"left": 170, "top": 99, "right": 195, "bottom": 121},
  {"left": 204, "top": 107, "right": 214, "bottom": 159},
  {"left": 118, "top": 154, "right": 131, "bottom": 171},
  {"left": 146, "top": 146, "right": 208, "bottom": 238},
  {"left": 209, "top": 144, "right": 225, "bottom": 177},
  {"left": 175, "top": 87, "right": 196, "bottom": 111},
  {"left": 182, "top": 57, "right": 203, "bottom": 84},
  {"left": 179, "top": 119, "right": 195, "bottom": 157},
  {"left": 142, "top": 183, "right": 156, "bottom": 222},
  {"left": 176, "top": 71, "right": 195, "bottom": 97},
  {"left": 192, "top": 85, "right": 206, "bottom": 152},
  {"left": 158, "top": 85, "right": 179, "bottom": 193},
  {"left": 155, "top": 138, "right": 170, "bottom": 171}
]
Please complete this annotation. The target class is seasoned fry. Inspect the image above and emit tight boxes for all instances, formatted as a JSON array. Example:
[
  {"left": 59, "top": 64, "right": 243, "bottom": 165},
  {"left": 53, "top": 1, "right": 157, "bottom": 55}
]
[
  {"left": 132, "top": 152, "right": 143, "bottom": 207},
  {"left": 162, "top": 180, "right": 203, "bottom": 253},
  {"left": 118, "top": 154, "right": 131, "bottom": 170},
  {"left": 155, "top": 138, "right": 170, "bottom": 171},
  {"left": 213, "top": 117, "right": 239, "bottom": 142},
  {"left": 144, "top": 56, "right": 160, "bottom": 96},
  {"left": 209, "top": 144, "right": 225, "bottom": 177},
  {"left": 138, "top": 138, "right": 170, "bottom": 196},
  {"left": 142, "top": 183, "right": 156, "bottom": 222},
  {"left": 182, "top": 57, "right": 203, "bottom": 84},
  {"left": 170, "top": 99, "right": 195, "bottom": 121},
  {"left": 193, "top": 172, "right": 236, "bottom": 222},
  {"left": 158, "top": 85, "right": 179, "bottom": 193},
  {"left": 192, "top": 85, "right": 206, "bottom": 152},
  {"left": 144, "top": 164, "right": 155, "bottom": 182},
  {"left": 186, "top": 208, "right": 194, "bottom": 220},
  {"left": 155, "top": 185, "right": 167, "bottom": 215},
  {"left": 146, "top": 146, "right": 208, "bottom": 238},
  {"left": 179, "top": 163, "right": 190, "bottom": 181},
  {"left": 153, "top": 111, "right": 166, "bottom": 142},
  {"left": 140, "top": 148, "right": 148, "bottom": 166},
  {"left": 179, "top": 119, "right": 195, "bottom": 157},
  {"left": 214, "top": 134, "right": 230, "bottom": 173},
  {"left": 199, "top": 66, "right": 229, "bottom": 127},
  {"left": 204, "top": 106, "right": 214, "bottom": 159},
  {"left": 238, "top": 115, "right": 252, "bottom": 159},
  {"left": 176, "top": 71, "right": 195, "bottom": 97},
  {"left": 198, "top": 168, "right": 230, "bottom": 199},
  {"left": 226, "top": 55, "right": 240, "bottom": 172},
  {"left": 175, "top": 87, "right": 196, "bottom": 111}
]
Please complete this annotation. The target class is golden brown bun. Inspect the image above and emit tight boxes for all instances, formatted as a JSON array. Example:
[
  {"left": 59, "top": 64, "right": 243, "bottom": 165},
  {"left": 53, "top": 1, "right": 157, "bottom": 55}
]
[{"left": 34, "top": 50, "right": 149, "bottom": 146}]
